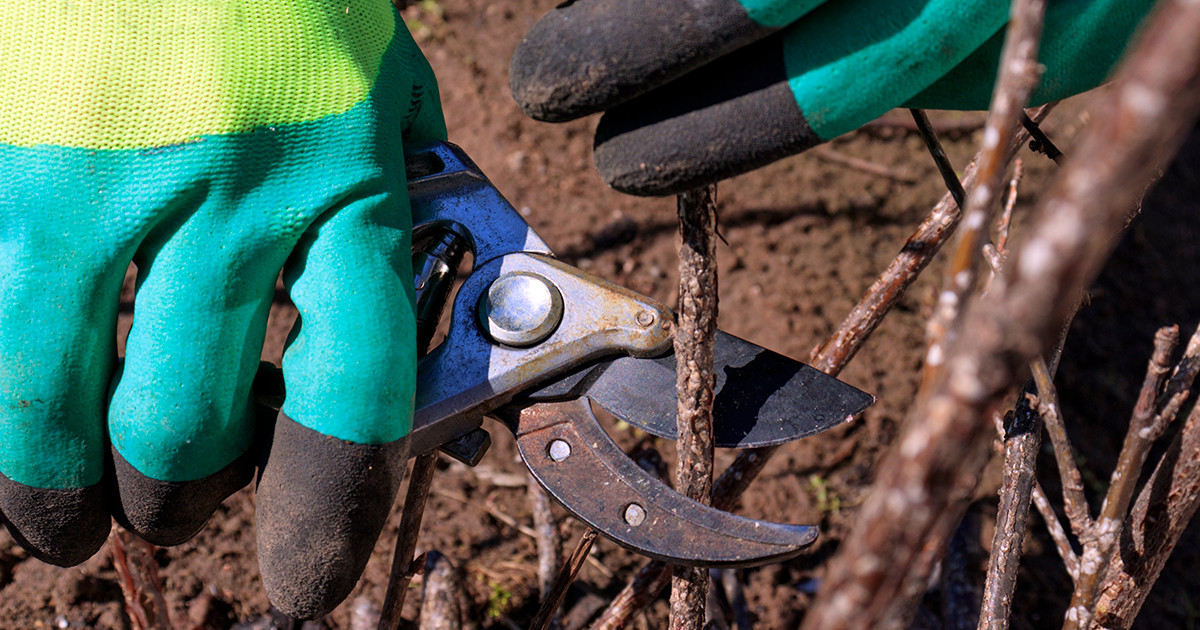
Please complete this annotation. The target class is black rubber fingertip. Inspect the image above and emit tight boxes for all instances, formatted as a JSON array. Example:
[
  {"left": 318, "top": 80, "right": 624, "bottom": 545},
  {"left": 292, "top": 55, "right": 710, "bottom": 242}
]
[
  {"left": 256, "top": 413, "right": 409, "bottom": 620},
  {"left": 510, "top": 0, "right": 773, "bottom": 122},
  {"left": 110, "top": 448, "right": 254, "bottom": 546},
  {"left": 593, "top": 36, "right": 821, "bottom": 196},
  {"left": 0, "top": 474, "right": 109, "bottom": 566}
]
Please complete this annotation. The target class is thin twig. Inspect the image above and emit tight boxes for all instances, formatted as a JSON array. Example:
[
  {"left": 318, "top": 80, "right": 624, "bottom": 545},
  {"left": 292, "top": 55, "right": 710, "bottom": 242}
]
[
  {"left": 1147, "top": 323, "right": 1200, "bottom": 437},
  {"left": 982, "top": 244, "right": 1003, "bottom": 278},
  {"left": 670, "top": 184, "right": 720, "bottom": 630},
  {"left": 910, "top": 108, "right": 967, "bottom": 210},
  {"left": 720, "top": 570, "right": 752, "bottom": 630},
  {"left": 983, "top": 159, "right": 1025, "bottom": 280},
  {"left": 530, "top": 474, "right": 564, "bottom": 630},
  {"left": 378, "top": 452, "right": 439, "bottom": 630},
  {"left": 812, "top": 146, "right": 919, "bottom": 183},
  {"left": 980, "top": 307, "right": 1077, "bottom": 630},
  {"left": 589, "top": 560, "right": 674, "bottom": 630},
  {"left": 418, "top": 551, "right": 467, "bottom": 630},
  {"left": 1079, "top": 320, "right": 1200, "bottom": 628},
  {"left": 996, "top": 160, "right": 1023, "bottom": 254},
  {"left": 922, "top": 0, "right": 1048, "bottom": 397},
  {"left": 1019, "top": 113, "right": 1063, "bottom": 164},
  {"left": 110, "top": 528, "right": 173, "bottom": 630},
  {"left": 809, "top": 102, "right": 1055, "bottom": 377},
  {"left": 978, "top": 393, "right": 1042, "bottom": 630},
  {"left": 436, "top": 485, "right": 612, "bottom": 578},
  {"left": 531, "top": 530, "right": 599, "bottom": 630},
  {"left": 1031, "top": 482, "right": 1079, "bottom": 580},
  {"left": 1030, "top": 358, "right": 1092, "bottom": 538},
  {"left": 801, "top": 0, "right": 1200, "bottom": 624},
  {"left": 705, "top": 570, "right": 730, "bottom": 630},
  {"left": 484, "top": 492, "right": 540, "bottom": 540}
]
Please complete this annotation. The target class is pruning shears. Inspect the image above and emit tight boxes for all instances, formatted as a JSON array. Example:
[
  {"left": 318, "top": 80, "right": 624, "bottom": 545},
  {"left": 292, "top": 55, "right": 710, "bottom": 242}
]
[{"left": 406, "top": 141, "right": 873, "bottom": 567}]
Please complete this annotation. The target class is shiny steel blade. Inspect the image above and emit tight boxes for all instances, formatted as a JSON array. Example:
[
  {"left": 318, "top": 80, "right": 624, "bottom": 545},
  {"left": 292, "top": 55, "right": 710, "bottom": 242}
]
[{"left": 522, "top": 331, "right": 873, "bottom": 448}]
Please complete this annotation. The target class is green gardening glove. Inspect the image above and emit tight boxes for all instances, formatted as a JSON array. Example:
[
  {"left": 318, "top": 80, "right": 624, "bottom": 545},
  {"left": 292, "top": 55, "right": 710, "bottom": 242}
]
[
  {"left": 0, "top": 0, "right": 443, "bottom": 619},
  {"left": 510, "top": 0, "right": 1156, "bottom": 195}
]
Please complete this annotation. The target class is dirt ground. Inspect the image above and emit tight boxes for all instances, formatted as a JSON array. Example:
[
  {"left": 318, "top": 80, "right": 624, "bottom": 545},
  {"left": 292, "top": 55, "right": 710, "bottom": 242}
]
[{"left": 2, "top": 1, "right": 1199, "bottom": 628}]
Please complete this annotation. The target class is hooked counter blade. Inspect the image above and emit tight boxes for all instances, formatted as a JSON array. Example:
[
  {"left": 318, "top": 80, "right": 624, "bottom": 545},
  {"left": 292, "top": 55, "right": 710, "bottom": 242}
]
[
  {"left": 523, "top": 331, "right": 873, "bottom": 448},
  {"left": 498, "top": 399, "right": 818, "bottom": 567}
]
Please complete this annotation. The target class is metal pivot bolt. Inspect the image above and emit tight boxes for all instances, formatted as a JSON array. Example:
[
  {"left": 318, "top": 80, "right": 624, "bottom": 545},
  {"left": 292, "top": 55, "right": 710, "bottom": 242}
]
[
  {"left": 478, "top": 271, "right": 564, "bottom": 347},
  {"left": 623, "top": 503, "right": 646, "bottom": 526},
  {"left": 548, "top": 439, "right": 571, "bottom": 462}
]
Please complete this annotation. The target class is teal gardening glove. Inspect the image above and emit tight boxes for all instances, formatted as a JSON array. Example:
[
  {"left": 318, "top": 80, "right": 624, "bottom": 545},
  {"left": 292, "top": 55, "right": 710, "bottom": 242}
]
[
  {"left": 511, "top": 0, "right": 1156, "bottom": 195},
  {"left": 0, "top": 0, "right": 443, "bottom": 618}
]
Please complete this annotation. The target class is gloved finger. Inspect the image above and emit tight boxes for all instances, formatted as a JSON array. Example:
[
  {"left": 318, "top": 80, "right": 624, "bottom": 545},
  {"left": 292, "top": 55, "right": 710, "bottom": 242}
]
[
  {"left": 107, "top": 191, "right": 283, "bottom": 545},
  {"left": 510, "top": 0, "right": 826, "bottom": 122},
  {"left": 593, "top": 36, "right": 816, "bottom": 196},
  {"left": 594, "top": 0, "right": 1009, "bottom": 195},
  {"left": 0, "top": 149, "right": 125, "bottom": 565},
  {"left": 254, "top": 15, "right": 437, "bottom": 618},
  {"left": 906, "top": 0, "right": 1155, "bottom": 109},
  {"left": 257, "top": 187, "right": 416, "bottom": 620}
]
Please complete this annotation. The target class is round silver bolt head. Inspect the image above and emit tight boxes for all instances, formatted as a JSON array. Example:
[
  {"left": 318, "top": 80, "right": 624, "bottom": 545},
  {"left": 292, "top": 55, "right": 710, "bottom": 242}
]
[
  {"left": 478, "top": 272, "right": 564, "bottom": 347},
  {"left": 548, "top": 439, "right": 572, "bottom": 462},
  {"left": 623, "top": 503, "right": 646, "bottom": 526}
]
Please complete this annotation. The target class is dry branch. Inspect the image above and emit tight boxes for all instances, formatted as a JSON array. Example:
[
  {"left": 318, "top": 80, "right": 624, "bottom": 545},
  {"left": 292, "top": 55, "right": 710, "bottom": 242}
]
[
  {"left": 1064, "top": 321, "right": 1200, "bottom": 627},
  {"left": 980, "top": 318, "right": 1076, "bottom": 630},
  {"left": 979, "top": 395, "right": 1042, "bottom": 630},
  {"left": 996, "top": 160, "right": 1022, "bottom": 255},
  {"left": 531, "top": 530, "right": 599, "bottom": 630},
  {"left": 910, "top": 108, "right": 967, "bottom": 209},
  {"left": 922, "top": 0, "right": 1047, "bottom": 395},
  {"left": 1032, "top": 358, "right": 1092, "bottom": 539},
  {"left": 1031, "top": 482, "right": 1079, "bottom": 579},
  {"left": 809, "top": 103, "right": 1053, "bottom": 379},
  {"left": 110, "top": 528, "right": 173, "bottom": 630},
  {"left": 529, "top": 473, "right": 564, "bottom": 630},
  {"left": 1063, "top": 328, "right": 1178, "bottom": 628},
  {"left": 670, "top": 184, "right": 720, "bottom": 630},
  {"left": 379, "top": 453, "right": 439, "bottom": 630},
  {"left": 589, "top": 558, "right": 674, "bottom": 630},
  {"left": 800, "top": 0, "right": 1200, "bottom": 626},
  {"left": 418, "top": 551, "right": 470, "bottom": 630},
  {"left": 587, "top": 105, "right": 1056, "bottom": 630},
  {"left": 1093, "top": 346, "right": 1200, "bottom": 626}
]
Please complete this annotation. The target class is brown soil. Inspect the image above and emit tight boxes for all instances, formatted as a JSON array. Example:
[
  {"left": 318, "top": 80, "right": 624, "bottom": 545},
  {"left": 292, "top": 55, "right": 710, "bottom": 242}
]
[{"left": 2, "top": 2, "right": 1199, "bottom": 629}]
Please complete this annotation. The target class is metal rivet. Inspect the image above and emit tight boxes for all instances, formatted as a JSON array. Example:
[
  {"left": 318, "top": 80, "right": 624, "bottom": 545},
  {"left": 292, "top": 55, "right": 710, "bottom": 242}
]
[
  {"left": 478, "top": 272, "right": 564, "bottom": 347},
  {"left": 548, "top": 439, "right": 571, "bottom": 462},
  {"left": 636, "top": 310, "right": 656, "bottom": 327},
  {"left": 623, "top": 503, "right": 646, "bottom": 526}
]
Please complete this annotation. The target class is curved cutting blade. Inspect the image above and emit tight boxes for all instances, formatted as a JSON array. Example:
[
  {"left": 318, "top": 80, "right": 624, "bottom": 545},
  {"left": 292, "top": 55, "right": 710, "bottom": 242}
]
[
  {"left": 495, "top": 398, "right": 819, "bottom": 567},
  {"left": 522, "top": 331, "right": 874, "bottom": 448}
]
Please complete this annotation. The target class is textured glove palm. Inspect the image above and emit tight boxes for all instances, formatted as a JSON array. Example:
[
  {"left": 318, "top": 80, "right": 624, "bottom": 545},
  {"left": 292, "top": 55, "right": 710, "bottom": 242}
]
[
  {"left": 0, "top": 0, "right": 443, "bottom": 619},
  {"left": 511, "top": 0, "right": 1156, "bottom": 195}
]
